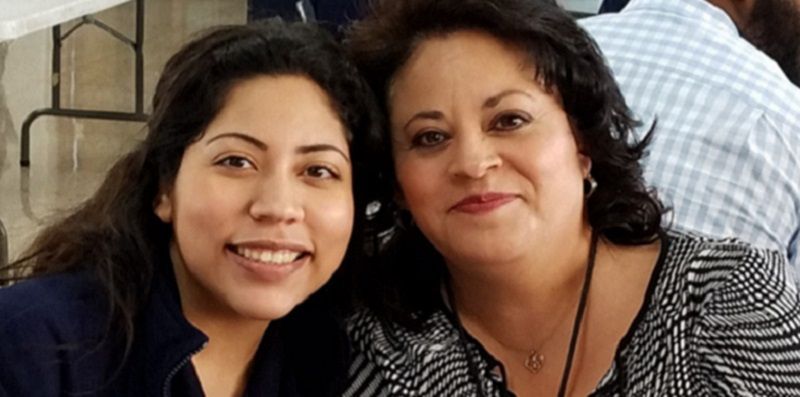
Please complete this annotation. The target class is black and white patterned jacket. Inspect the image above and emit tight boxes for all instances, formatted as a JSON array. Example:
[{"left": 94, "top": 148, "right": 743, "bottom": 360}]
[{"left": 345, "top": 232, "right": 800, "bottom": 396}]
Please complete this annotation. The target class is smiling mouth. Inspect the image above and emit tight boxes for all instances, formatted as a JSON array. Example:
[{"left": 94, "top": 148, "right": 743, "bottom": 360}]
[
  {"left": 227, "top": 244, "right": 310, "bottom": 265},
  {"left": 450, "top": 193, "right": 517, "bottom": 214}
]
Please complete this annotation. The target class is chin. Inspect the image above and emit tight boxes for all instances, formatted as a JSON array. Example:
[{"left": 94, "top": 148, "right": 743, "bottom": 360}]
[{"left": 230, "top": 292, "right": 309, "bottom": 322}]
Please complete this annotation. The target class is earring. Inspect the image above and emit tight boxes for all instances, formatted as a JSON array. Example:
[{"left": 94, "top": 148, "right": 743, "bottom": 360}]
[{"left": 584, "top": 174, "right": 598, "bottom": 198}]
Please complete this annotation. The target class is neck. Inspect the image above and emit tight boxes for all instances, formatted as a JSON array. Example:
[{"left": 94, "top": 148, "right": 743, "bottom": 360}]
[
  {"left": 184, "top": 302, "right": 268, "bottom": 397},
  {"left": 707, "top": 0, "right": 754, "bottom": 30},
  {"left": 169, "top": 247, "right": 269, "bottom": 396},
  {"left": 447, "top": 228, "right": 595, "bottom": 350}
]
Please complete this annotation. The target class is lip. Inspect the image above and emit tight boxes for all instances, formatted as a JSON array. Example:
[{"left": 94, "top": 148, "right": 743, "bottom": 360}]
[
  {"left": 449, "top": 192, "right": 518, "bottom": 214},
  {"left": 230, "top": 239, "right": 311, "bottom": 252},
  {"left": 227, "top": 240, "right": 312, "bottom": 282}
]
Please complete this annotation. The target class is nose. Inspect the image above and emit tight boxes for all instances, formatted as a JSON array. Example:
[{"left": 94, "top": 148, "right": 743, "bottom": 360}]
[
  {"left": 448, "top": 130, "right": 502, "bottom": 179},
  {"left": 248, "top": 175, "right": 305, "bottom": 224}
]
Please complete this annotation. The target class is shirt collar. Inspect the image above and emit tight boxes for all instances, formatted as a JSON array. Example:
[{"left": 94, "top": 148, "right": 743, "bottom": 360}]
[{"left": 140, "top": 262, "right": 208, "bottom": 395}]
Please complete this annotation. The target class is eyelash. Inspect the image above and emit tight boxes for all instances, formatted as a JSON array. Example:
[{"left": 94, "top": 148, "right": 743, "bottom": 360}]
[
  {"left": 408, "top": 112, "right": 531, "bottom": 149},
  {"left": 214, "top": 156, "right": 342, "bottom": 182},
  {"left": 491, "top": 112, "right": 531, "bottom": 131},
  {"left": 215, "top": 155, "right": 254, "bottom": 169},
  {"left": 410, "top": 130, "right": 449, "bottom": 149},
  {"left": 304, "top": 165, "right": 340, "bottom": 180}
]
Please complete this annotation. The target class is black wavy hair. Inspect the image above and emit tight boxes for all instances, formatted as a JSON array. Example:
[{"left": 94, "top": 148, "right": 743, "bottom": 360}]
[
  {"left": 345, "top": 0, "right": 664, "bottom": 327},
  {"left": 2, "top": 20, "right": 383, "bottom": 363}
]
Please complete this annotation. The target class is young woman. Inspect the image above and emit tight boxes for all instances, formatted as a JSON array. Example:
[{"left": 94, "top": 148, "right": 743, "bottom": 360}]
[
  {"left": 344, "top": 0, "right": 800, "bottom": 395},
  {"left": 0, "top": 21, "right": 381, "bottom": 396}
]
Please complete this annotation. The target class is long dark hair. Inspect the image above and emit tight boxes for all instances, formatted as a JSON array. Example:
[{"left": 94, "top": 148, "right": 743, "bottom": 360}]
[
  {"left": 345, "top": 0, "right": 665, "bottom": 327},
  {"left": 2, "top": 20, "right": 382, "bottom": 352}
]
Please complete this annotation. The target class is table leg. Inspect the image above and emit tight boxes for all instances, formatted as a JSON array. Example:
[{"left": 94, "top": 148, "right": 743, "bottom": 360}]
[{"left": 20, "top": 0, "right": 148, "bottom": 167}]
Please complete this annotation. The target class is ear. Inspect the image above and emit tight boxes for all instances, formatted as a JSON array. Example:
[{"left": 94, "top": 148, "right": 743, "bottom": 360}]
[
  {"left": 578, "top": 152, "right": 592, "bottom": 179},
  {"left": 568, "top": 119, "right": 592, "bottom": 178},
  {"left": 707, "top": 0, "right": 756, "bottom": 30},
  {"left": 394, "top": 189, "right": 408, "bottom": 210},
  {"left": 391, "top": 177, "right": 408, "bottom": 209},
  {"left": 154, "top": 190, "right": 174, "bottom": 223}
]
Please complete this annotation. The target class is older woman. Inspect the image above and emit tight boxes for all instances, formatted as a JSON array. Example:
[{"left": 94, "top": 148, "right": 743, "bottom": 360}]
[{"left": 343, "top": 0, "right": 800, "bottom": 396}]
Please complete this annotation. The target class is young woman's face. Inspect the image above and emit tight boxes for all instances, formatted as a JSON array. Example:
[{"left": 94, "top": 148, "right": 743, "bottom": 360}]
[
  {"left": 155, "top": 75, "right": 353, "bottom": 324},
  {"left": 388, "top": 30, "right": 590, "bottom": 271}
]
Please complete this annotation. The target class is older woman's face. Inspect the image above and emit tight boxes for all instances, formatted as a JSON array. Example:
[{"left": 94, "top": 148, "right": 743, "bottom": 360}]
[{"left": 389, "top": 30, "right": 590, "bottom": 270}]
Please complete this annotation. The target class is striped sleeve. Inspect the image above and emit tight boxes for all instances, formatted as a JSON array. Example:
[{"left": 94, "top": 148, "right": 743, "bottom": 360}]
[{"left": 695, "top": 247, "right": 800, "bottom": 395}]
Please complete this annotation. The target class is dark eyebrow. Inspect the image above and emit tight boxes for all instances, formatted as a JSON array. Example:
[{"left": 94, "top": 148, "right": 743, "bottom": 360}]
[
  {"left": 206, "top": 132, "right": 267, "bottom": 150},
  {"left": 207, "top": 133, "right": 349, "bottom": 163},
  {"left": 483, "top": 89, "right": 534, "bottom": 108},
  {"left": 402, "top": 90, "right": 534, "bottom": 130},
  {"left": 297, "top": 144, "right": 350, "bottom": 163},
  {"left": 403, "top": 110, "right": 444, "bottom": 131}
]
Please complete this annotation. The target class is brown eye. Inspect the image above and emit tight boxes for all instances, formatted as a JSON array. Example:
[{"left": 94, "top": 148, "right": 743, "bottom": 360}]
[
  {"left": 304, "top": 165, "right": 339, "bottom": 180},
  {"left": 411, "top": 131, "right": 448, "bottom": 148},
  {"left": 216, "top": 156, "right": 254, "bottom": 169},
  {"left": 493, "top": 113, "right": 529, "bottom": 131}
]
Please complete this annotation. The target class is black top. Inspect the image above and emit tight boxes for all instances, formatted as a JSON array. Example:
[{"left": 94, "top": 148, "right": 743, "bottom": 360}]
[{"left": 0, "top": 264, "right": 350, "bottom": 396}]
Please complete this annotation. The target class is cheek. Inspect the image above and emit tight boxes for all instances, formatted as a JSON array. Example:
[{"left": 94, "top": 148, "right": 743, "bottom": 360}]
[
  {"left": 171, "top": 175, "right": 243, "bottom": 252},
  {"left": 534, "top": 135, "right": 584, "bottom": 175},
  {"left": 309, "top": 191, "right": 355, "bottom": 253},
  {"left": 394, "top": 156, "right": 437, "bottom": 207}
]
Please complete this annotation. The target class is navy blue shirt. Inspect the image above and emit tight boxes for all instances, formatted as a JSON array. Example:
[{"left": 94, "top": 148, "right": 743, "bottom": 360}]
[{"left": 0, "top": 268, "right": 349, "bottom": 396}]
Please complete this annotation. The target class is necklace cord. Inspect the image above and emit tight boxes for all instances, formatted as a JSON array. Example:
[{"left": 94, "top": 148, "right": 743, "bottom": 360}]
[
  {"left": 446, "top": 231, "right": 600, "bottom": 397},
  {"left": 557, "top": 231, "right": 599, "bottom": 397}
]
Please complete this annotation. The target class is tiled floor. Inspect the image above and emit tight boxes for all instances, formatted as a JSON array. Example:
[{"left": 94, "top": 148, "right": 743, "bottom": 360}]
[{"left": 0, "top": 0, "right": 247, "bottom": 262}]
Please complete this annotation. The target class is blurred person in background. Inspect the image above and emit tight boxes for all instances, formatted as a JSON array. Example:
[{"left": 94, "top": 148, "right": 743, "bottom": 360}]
[{"left": 581, "top": 0, "right": 800, "bottom": 272}]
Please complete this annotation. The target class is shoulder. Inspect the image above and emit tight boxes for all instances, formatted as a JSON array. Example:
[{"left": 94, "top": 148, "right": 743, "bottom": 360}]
[
  {"left": 348, "top": 308, "right": 462, "bottom": 361},
  {"left": 345, "top": 308, "right": 482, "bottom": 396},
  {"left": 0, "top": 271, "right": 107, "bottom": 333},
  {"left": 581, "top": 3, "right": 800, "bottom": 119},
  {"left": 0, "top": 271, "right": 112, "bottom": 394},
  {"left": 665, "top": 230, "right": 771, "bottom": 261},
  {"left": 663, "top": 231, "right": 796, "bottom": 320},
  {"left": 666, "top": 234, "right": 800, "bottom": 394},
  {"left": 276, "top": 299, "right": 351, "bottom": 397},
  {"left": 602, "top": 232, "right": 800, "bottom": 394},
  {"left": 663, "top": 230, "right": 783, "bottom": 275}
]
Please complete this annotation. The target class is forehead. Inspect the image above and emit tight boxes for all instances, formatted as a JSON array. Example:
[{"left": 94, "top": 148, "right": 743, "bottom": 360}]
[
  {"left": 405, "top": 30, "right": 534, "bottom": 75},
  {"left": 388, "top": 30, "right": 547, "bottom": 110},
  {"left": 205, "top": 75, "right": 348, "bottom": 145}
]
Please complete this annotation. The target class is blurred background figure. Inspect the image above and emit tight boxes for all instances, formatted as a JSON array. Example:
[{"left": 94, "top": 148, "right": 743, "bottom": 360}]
[
  {"left": 248, "top": 0, "right": 362, "bottom": 36},
  {"left": 598, "top": 0, "right": 629, "bottom": 12},
  {"left": 581, "top": 0, "right": 800, "bottom": 271}
]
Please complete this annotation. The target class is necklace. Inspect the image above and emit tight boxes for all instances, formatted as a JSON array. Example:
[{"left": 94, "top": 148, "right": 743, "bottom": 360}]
[
  {"left": 446, "top": 232, "right": 599, "bottom": 397},
  {"left": 519, "top": 307, "right": 572, "bottom": 374},
  {"left": 509, "top": 232, "right": 600, "bottom": 378},
  {"left": 523, "top": 349, "right": 545, "bottom": 373},
  {"left": 519, "top": 290, "right": 578, "bottom": 374}
]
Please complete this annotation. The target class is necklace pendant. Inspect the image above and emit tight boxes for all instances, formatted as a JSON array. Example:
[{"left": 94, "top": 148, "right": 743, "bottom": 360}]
[{"left": 524, "top": 350, "right": 545, "bottom": 374}]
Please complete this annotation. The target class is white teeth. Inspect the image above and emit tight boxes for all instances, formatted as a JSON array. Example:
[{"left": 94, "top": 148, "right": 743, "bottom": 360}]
[{"left": 235, "top": 247, "right": 301, "bottom": 264}]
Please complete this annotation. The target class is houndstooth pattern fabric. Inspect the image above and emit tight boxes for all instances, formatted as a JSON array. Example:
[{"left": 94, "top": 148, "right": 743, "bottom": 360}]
[
  {"left": 579, "top": 0, "right": 800, "bottom": 271},
  {"left": 344, "top": 232, "right": 800, "bottom": 396}
]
